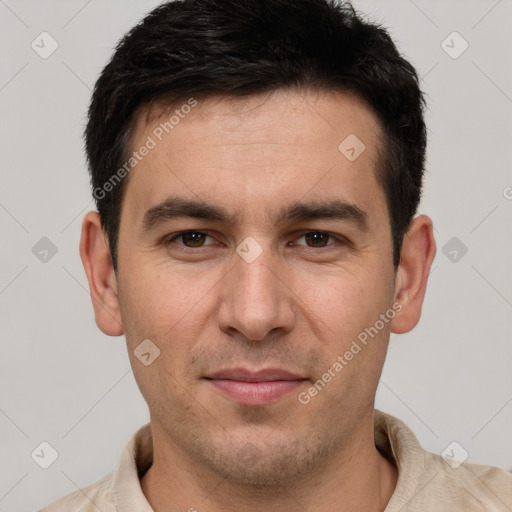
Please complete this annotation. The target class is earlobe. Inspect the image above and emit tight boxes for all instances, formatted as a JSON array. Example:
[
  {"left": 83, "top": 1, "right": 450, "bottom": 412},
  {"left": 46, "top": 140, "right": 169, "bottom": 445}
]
[
  {"left": 79, "top": 211, "right": 124, "bottom": 336},
  {"left": 390, "top": 215, "right": 437, "bottom": 335}
]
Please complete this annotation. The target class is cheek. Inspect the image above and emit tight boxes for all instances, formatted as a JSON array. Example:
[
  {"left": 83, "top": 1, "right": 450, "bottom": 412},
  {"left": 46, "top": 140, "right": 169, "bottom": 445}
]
[
  {"left": 120, "top": 265, "right": 203, "bottom": 325},
  {"left": 118, "top": 266, "right": 212, "bottom": 412},
  {"left": 118, "top": 263, "right": 224, "bottom": 370},
  {"left": 295, "top": 265, "right": 394, "bottom": 402},
  {"left": 297, "top": 265, "right": 390, "bottom": 341}
]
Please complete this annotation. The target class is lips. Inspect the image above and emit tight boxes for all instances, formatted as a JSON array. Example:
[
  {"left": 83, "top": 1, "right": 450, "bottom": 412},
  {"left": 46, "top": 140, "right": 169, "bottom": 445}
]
[
  {"left": 206, "top": 367, "right": 305, "bottom": 382},
  {"left": 204, "top": 368, "right": 308, "bottom": 406}
]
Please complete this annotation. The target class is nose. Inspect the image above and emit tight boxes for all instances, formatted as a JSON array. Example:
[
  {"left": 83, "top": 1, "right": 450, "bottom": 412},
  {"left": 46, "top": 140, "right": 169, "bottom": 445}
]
[{"left": 217, "top": 247, "right": 296, "bottom": 341}]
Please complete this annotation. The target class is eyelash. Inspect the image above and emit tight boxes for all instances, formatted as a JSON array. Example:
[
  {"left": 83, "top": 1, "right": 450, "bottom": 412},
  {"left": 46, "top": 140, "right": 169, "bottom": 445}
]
[{"left": 163, "top": 230, "right": 349, "bottom": 250}]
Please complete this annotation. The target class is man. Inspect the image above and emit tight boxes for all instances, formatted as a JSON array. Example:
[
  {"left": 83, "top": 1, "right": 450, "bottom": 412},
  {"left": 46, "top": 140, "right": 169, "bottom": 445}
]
[{"left": 40, "top": 0, "right": 512, "bottom": 510}]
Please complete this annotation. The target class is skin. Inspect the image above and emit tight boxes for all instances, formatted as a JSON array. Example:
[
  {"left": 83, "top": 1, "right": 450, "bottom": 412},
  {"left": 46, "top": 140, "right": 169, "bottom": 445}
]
[{"left": 80, "top": 89, "right": 436, "bottom": 512}]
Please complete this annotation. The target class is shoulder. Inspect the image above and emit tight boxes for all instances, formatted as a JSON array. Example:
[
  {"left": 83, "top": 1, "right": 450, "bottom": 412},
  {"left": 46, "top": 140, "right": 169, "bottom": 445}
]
[
  {"left": 37, "top": 472, "right": 115, "bottom": 512},
  {"left": 374, "top": 410, "right": 512, "bottom": 511},
  {"left": 36, "top": 422, "right": 153, "bottom": 512},
  {"left": 421, "top": 451, "right": 512, "bottom": 511}
]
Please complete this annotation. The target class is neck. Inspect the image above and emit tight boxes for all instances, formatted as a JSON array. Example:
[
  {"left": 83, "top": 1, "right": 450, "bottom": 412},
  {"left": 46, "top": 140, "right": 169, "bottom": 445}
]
[{"left": 140, "top": 409, "right": 398, "bottom": 512}]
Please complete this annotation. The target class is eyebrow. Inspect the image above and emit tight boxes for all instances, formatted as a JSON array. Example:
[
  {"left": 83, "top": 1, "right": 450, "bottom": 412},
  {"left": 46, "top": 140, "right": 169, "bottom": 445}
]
[{"left": 142, "top": 196, "right": 370, "bottom": 232}]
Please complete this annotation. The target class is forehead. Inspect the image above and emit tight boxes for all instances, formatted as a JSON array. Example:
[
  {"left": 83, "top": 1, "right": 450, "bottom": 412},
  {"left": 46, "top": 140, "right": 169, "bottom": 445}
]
[
  {"left": 137, "top": 88, "right": 382, "bottom": 150},
  {"left": 123, "top": 89, "right": 387, "bottom": 230}
]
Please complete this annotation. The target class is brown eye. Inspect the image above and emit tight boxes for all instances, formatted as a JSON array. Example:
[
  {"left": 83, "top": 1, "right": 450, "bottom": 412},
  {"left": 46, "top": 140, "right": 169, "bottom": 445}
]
[
  {"left": 166, "top": 231, "right": 215, "bottom": 248},
  {"left": 180, "top": 232, "right": 206, "bottom": 247},
  {"left": 304, "top": 232, "right": 330, "bottom": 247},
  {"left": 295, "top": 231, "right": 338, "bottom": 248}
]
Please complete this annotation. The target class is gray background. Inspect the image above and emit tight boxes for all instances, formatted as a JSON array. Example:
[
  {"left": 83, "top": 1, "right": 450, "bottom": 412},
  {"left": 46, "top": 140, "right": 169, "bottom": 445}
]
[{"left": 0, "top": 0, "right": 511, "bottom": 510}]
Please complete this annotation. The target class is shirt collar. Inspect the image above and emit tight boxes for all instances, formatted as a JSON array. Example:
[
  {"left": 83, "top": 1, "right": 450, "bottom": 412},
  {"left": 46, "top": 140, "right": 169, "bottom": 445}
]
[{"left": 110, "top": 421, "right": 154, "bottom": 511}]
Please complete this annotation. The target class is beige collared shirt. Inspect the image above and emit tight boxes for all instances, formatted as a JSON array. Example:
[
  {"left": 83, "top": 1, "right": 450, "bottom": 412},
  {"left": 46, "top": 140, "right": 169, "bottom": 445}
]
[{"left": 38, "top": 410, "right": 512, "bottom": 511}]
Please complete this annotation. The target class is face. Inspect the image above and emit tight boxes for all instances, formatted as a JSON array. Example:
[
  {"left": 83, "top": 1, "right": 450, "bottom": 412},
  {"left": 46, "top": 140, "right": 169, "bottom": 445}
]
[{"left": 112, "top": 89, "right": 401, "bottom": 485}]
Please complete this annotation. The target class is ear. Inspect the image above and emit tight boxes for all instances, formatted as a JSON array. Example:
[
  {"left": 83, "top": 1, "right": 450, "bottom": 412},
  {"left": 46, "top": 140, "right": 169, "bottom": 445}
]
[
  {"left": 390, "top": 214, "right": 436, "bottom": 334},
  {"left": 79, "top": 211, "right": 124, "bottom": 336}
]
